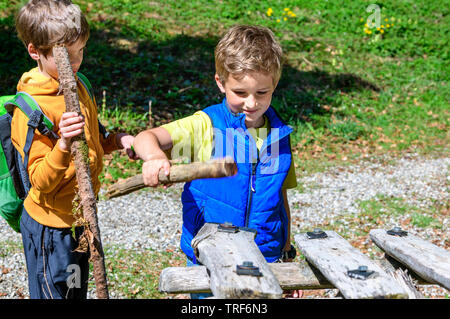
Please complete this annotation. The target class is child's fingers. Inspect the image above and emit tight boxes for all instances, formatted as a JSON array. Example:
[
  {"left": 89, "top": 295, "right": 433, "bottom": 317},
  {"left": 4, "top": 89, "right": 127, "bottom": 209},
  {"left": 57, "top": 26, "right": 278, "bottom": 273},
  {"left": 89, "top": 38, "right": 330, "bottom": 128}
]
[
  {"left": 142, "top": 162, "right": 160, "bottom": 187},
  {"left": 126, "top": 148, "right": 139, "bottom": 160},
  {"left": 162, "top": 160, "right": 171, "bottom": 176},
  {"left": 61, "top": 128, "right": 84, "bottom": 138},
  {"left": 142, "top": 159, "right": 171, "bottom": 187},
  {"left": 61, "top": 112, "right": 79, "bottom": 119},
  {"left": 60, "top": 122, "right": 85, "bottom": 136},
  {"left": 61, "top": 112, "right": 83, "bottom": 122},
  {"left": 60, "top": 113, "right": 85, "bottom": 129}
]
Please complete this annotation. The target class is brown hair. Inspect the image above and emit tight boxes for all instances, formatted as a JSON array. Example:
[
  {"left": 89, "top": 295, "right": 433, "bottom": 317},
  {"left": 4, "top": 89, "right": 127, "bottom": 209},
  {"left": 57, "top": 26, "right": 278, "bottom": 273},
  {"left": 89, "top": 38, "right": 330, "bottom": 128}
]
[
  {"left": 15, "top": 0, "right": 89, "bottom": 57},
  {"left": 215, "top": 25, "right": 283, "bottom": 85}
]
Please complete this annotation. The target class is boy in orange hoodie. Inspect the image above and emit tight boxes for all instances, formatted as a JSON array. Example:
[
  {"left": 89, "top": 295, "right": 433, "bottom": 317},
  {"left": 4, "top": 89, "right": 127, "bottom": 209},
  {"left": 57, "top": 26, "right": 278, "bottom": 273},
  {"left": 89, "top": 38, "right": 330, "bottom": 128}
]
[{"left": 11, "top": 0, "right": 135, "bottom": 299}]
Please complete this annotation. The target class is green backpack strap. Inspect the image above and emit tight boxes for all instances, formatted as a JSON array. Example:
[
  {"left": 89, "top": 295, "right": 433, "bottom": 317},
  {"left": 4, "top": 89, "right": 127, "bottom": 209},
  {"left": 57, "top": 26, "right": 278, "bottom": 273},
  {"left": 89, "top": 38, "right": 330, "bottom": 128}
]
[
  {"left": 4, "top": 92, "right": 59, "bottom": 171},
  {"left": 4, "top": 92, "right": 55, "bottom": 134},
  {"left": 77, "top": 72, "right": 95, "bottom": 102},
  {"left": 77, "top": 72, "right": 110, "bottom": 139}
]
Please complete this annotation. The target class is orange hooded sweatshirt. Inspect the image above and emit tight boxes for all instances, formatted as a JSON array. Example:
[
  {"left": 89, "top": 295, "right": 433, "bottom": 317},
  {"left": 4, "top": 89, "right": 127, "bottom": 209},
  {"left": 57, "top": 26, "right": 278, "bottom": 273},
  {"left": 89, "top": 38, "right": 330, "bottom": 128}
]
[{"left": 11, "top": 68, "right": 119, "bottom": 228}]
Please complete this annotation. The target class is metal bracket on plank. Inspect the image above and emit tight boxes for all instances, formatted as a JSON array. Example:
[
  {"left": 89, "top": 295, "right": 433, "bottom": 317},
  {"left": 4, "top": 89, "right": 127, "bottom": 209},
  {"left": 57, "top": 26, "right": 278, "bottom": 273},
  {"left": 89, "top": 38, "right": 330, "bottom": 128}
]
[
  {"left": 387, "top": 226, "right": 408, "bottom": 237},
  {"left": 347, "top": 265, "right": 377, "bottom": 280},
  {"left": 306, "top": 228, "right": 328, "bottom": 239},
  {"left": 236, "top": 261, "right": 263, "bottom": 277},
  {"left": 217, "top": 222, "right": 239, "bottom": 233}
]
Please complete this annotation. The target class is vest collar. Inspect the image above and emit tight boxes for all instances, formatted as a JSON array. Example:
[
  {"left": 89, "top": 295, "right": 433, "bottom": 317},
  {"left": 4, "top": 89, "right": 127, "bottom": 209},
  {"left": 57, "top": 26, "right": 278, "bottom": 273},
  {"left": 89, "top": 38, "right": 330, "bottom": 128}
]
[{"left": 219, "top": 98, "right": 293, "bottom": 151}]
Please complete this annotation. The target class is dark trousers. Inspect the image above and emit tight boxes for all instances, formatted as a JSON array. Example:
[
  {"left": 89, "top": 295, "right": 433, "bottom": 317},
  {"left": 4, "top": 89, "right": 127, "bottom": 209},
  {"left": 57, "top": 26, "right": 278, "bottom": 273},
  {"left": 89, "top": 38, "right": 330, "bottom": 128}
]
[{"left": 20, "top": 207, "right": 89, "bottom": 299}]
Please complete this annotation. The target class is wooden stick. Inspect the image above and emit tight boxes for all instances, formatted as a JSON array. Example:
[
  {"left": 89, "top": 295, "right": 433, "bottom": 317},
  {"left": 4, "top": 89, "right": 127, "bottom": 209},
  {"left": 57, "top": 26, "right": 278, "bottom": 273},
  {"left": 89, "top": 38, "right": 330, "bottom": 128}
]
[
  {"left": 105, "top": 157, "right": 237, "bottom": 199},
  {"left": 53, "top": 44, "right": 109, "bottom": 299}
]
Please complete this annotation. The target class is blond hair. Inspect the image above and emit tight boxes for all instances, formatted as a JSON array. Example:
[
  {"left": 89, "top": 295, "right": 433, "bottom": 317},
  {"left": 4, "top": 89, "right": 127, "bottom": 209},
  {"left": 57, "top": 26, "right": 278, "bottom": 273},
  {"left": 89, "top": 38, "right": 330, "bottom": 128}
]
[
  {"left": 215, "top": 25, "right": 283, "bottom": 85},
  {"left": 15, "top": 0, "right": 89, "bottom": 57}
]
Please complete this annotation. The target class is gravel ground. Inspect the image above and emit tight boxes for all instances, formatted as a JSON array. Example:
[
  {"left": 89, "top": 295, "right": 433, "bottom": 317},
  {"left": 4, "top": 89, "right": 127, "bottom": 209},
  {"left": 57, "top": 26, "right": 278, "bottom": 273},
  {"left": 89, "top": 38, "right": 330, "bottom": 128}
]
[{"left": 1, "top": 153, "right": 448, "bottom": 299}]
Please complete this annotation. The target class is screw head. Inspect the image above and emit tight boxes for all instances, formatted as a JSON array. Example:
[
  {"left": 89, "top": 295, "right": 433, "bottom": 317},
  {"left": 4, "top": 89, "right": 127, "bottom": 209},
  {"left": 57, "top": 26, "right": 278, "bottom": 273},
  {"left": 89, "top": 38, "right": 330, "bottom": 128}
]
[
  {"left": 313, "top": 228, "right": 323, "bottom": 234},
  {"left": 358, "top": 265, "right": 368, "bottom": 272}
]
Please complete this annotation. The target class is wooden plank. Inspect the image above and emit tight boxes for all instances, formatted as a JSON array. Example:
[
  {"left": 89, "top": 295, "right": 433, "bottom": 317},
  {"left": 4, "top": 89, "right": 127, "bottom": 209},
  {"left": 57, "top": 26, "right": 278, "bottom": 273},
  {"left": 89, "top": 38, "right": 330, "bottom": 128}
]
[
  {"left": 191, "top": 223, "right": 283, "bottom": 299},
  {"left": 159, "top": 266, "right": 211, "bottom": 294},
  {"left": 158, "top": 261, "right": 333, "bottom": 293},
  {"left": 268, "top": 261, "right": 333, "bottom": 290},
  {"left": 294, "top": 231, "right": 408, "bottom": 299},
  {"left": 370, "top": 228, "right": 450, "bottom": 290},
  {"left": 158, "top": 258, "right": 436, "bottom": 294}
]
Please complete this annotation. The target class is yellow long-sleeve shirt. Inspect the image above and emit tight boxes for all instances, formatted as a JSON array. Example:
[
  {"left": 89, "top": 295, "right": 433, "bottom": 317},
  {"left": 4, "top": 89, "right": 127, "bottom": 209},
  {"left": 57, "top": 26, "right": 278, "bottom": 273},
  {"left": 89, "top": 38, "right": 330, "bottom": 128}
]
[{"left": 11, "top": 68, "right": 119, "bottom": 228}]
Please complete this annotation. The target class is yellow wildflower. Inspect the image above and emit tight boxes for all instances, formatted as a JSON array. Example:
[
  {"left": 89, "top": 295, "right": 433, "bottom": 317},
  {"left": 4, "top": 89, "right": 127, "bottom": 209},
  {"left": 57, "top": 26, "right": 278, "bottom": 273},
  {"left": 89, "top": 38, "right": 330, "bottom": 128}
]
[
  {"left": 276, "top": 18, "right": 280, "bottom": 23},
  {"left": 376, "top": 27, "right": 380, "bottom": 31},
  {"left": 385, "top": 18, "right": 388, "bottom": 22},
  {"left": 284, "top": 17, "right": 287, "bottom": 21},
  {"left": 291, "top": 12, "right": 296, "bottom": 17},
  {"left": 381, "top": 24, "right": 384, "bottom": 28},
  {"left": 364, "top": 23, "right": 369, "bottom": 28},
  {"left": 284, "top": 8, "right": 289, "bottom": 11},
  {"left": 360, "top": 18, "right": 364, "bottom": 22},
  {"left": 386, "top": 24, "right": 390, "bottom": 28},
  {"left": 267, "top": 8, "right": 273, "bottom": 17},
  {"left": 380, "top": 29, "right": 384, "bottom": 34},
  {"left": 367, "top": 29, "right": 372, "bottom": 34}
]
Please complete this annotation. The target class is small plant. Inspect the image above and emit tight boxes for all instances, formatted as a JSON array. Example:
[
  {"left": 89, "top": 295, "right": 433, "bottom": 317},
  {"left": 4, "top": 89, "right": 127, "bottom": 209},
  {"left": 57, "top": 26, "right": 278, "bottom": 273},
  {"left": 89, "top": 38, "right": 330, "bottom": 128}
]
[
  {"left": 266, "top": 7, "right": 296, "bottom": 23},
  {"left": 361, "top": 16, "right": 395, "bottom": 42}
]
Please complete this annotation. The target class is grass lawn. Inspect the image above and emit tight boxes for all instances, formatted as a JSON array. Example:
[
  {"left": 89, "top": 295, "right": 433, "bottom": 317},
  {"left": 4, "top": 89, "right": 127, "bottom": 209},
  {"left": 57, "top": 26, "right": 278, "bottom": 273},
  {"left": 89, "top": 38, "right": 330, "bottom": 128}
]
[{"left": 0, "top": 0, "right": 448, "bottom": 298}]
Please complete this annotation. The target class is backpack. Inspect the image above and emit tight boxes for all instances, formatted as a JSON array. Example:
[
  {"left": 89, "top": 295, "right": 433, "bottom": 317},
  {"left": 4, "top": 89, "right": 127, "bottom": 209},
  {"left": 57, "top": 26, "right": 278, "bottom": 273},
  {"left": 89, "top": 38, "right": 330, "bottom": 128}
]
[{"left": 0, "top": 72, "right": 107, "bottom": 232}]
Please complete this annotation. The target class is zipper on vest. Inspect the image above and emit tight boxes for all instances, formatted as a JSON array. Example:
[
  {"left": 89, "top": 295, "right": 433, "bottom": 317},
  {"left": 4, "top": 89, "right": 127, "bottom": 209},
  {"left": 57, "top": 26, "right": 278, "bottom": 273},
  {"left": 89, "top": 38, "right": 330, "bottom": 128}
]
[{"left": 245, "top": 162, "right": 257, "bottom": 227}]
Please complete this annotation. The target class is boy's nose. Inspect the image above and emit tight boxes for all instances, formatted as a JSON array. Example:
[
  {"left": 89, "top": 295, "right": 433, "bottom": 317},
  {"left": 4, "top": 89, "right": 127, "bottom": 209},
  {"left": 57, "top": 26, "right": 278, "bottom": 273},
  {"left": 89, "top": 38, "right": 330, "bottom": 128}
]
[{"left": 245, "top": 96, "right": 257, "bottom": 109}]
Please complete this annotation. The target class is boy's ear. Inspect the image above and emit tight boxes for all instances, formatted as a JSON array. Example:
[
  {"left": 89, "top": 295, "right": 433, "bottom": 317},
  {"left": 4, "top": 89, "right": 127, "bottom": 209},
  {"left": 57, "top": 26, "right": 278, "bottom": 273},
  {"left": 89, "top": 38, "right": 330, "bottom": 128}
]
[
  {"left": 27, "top": 43, "right": 40, "bottom": 61},
  {"left": 274, "top": 80, "right": 279, "bottom": 89},
  {"left": 272, "top": 79, "right": 279, "bottom": 91},
  {"left": 214, "top": 74, "right": 226, "bottom": 93}
]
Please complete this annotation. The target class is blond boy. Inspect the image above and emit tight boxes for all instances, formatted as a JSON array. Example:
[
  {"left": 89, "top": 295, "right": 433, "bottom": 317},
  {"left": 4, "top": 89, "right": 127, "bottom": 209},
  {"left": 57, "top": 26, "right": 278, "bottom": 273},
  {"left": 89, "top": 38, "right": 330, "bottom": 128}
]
[
  {"left": 134, "top": 25, "right": 297, "bottom": 274},
  {"left": 12, "top": 0, "right": 135, "bottom": 299}
]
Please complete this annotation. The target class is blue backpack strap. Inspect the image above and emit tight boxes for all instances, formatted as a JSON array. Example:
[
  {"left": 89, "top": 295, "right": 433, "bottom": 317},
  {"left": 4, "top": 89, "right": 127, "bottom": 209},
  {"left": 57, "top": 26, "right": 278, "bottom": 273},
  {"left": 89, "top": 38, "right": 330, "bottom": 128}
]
[{"left": 77, "top": 72, "right": 110, "bottom": 140}]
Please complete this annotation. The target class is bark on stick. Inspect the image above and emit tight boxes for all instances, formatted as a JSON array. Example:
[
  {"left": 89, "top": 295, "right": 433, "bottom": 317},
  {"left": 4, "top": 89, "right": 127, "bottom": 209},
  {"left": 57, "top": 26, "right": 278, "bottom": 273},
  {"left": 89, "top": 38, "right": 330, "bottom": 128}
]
[
  {"left": 105, "top": 157, "right": 237, "bottom": 199},
  {"left": 53, "top": 44, "right": 109, "bottom": 299}
]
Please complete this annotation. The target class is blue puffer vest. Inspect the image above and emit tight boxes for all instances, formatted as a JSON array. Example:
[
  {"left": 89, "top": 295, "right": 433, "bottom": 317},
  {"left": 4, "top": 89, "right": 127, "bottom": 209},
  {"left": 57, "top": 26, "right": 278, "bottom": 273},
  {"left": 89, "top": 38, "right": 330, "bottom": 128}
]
[{"left": 180, "top": 99, "right": 293, "bottom": 263}]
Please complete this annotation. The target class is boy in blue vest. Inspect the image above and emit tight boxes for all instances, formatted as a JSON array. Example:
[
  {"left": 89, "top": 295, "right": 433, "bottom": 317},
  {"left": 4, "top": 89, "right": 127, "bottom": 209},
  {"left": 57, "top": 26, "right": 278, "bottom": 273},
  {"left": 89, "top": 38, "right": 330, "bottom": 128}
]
[{"left": 134, "top": 24, "right": 297, "bottom": 282}]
